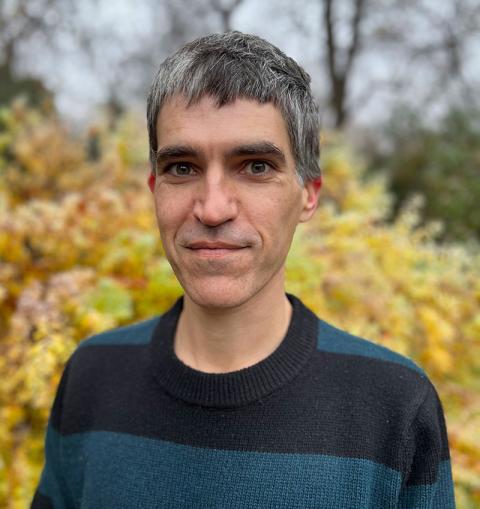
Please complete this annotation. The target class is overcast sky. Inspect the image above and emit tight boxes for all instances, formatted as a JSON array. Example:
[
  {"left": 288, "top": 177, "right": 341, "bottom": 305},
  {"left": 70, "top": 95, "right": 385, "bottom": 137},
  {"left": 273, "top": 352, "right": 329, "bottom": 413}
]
[{"left": 13, "top": 0, "right": 480, "bottom": 128}]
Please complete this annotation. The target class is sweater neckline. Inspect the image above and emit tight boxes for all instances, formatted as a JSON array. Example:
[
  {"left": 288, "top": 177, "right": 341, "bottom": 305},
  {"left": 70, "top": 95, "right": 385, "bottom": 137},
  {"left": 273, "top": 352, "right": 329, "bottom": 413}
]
[{"left": 149, "top": 293, "right": 318, "bottom": 408}]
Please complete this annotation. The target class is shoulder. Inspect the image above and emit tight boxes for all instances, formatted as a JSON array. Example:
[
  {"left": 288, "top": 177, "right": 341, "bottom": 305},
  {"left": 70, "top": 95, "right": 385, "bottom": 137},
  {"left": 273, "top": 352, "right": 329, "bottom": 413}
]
[
  {"left": 306, "top": 317, "right": 449, "bottom": 460},
  {"left": 310, "top": 317, "right": 452, "bottom": 492},
  {"left": 77, "top": 315, "right": 162, "bottom": 349},
  {"left": 53, "top": 315, "right": 163, "bottom": 433},
  {"left": 61, "top": 315, "right": 162, "bottom": 395},
  {"left": 312, "top": 316, "right": 433, "bottom": 413},
  {"left": 316, "top": 317, "right": 425, "bottom": 375}
]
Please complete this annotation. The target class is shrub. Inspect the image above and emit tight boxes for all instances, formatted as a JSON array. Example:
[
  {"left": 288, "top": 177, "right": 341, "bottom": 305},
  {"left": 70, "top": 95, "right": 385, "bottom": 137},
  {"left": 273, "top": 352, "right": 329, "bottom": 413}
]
[{"left": 0, "top": 106, "right": 478, "bottom": 508}]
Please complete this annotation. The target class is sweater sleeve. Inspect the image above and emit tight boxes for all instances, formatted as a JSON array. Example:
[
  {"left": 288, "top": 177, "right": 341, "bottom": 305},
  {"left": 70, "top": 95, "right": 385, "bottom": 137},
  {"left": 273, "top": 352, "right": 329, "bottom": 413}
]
[
  {"left": 397, "top": 380, "right": 456, "bottom": 509},
  {"left": 31, "top": 362, "right": 72, "bottom": 509}
]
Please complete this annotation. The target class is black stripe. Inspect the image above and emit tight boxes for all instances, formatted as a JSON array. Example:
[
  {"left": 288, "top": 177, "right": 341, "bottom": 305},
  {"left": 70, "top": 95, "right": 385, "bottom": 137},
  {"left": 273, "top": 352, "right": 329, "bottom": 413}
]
[
  {"left": 30, "top": 490, "right": 54, "bottom": 509},
  {"left": 404, "top": 381, "right": 451, "bottom": 486},
  {"left": 52, "top": 343, "right": 448, "bottom": 484}
]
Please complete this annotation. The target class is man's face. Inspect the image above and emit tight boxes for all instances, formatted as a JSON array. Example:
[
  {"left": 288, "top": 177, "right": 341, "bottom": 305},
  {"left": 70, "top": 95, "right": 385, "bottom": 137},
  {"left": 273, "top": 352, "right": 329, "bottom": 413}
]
[{"left": 150, "top": 95, "right": 319, "bottom": 309}]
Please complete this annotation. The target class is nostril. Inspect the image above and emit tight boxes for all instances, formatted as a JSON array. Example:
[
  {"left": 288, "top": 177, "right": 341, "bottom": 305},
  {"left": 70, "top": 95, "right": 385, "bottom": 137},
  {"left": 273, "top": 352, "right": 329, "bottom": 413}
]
[{"left": 193, "top": 189, "right": 238, "bottom": 227}]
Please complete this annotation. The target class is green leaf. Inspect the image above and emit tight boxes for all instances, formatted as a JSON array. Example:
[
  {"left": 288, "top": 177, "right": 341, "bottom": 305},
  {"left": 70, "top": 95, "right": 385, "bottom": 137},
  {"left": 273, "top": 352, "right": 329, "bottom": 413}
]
[{"left": 84, "top": 277, "right": 133, "bottom": 321}]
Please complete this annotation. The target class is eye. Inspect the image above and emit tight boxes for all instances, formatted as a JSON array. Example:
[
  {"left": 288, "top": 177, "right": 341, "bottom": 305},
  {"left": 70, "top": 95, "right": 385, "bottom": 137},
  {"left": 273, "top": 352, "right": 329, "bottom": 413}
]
[
  {"left": 163, "top": 162, "right": 195, "bottom": 177},
  {"left": 245, "top": 161, "right": 273, "bottom": 176}
]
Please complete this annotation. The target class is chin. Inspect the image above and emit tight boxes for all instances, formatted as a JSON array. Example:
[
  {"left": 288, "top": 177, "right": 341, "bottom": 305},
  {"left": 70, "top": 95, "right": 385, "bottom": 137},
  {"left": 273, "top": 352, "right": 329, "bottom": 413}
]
[{"left": 182, "top": 277, "right": 260, "bottom": 310}]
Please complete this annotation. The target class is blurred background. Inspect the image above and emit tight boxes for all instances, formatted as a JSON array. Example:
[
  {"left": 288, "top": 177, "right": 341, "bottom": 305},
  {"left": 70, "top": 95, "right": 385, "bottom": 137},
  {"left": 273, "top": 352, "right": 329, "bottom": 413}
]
[{"left": 0, "top": 0, "right": 479, "bottom": 507}]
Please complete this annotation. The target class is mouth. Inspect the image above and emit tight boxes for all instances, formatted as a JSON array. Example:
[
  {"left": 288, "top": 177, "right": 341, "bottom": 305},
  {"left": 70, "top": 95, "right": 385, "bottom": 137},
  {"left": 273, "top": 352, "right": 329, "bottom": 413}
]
[{"left": 184, "top": 242, "right": 249, "bottom": 258}]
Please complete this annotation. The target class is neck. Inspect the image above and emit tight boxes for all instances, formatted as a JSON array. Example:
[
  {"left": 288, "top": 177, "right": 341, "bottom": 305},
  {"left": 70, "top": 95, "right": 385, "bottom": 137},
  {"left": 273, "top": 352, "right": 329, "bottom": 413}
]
[{"left": 174, "top": 278, "right": 292, "bottom": 373}]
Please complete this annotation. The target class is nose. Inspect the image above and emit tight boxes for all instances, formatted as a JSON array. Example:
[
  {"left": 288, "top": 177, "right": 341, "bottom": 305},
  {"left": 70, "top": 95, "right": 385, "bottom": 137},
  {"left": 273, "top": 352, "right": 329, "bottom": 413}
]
[{"left": 192, "top": 168, "right": 238, "bottom": 227}]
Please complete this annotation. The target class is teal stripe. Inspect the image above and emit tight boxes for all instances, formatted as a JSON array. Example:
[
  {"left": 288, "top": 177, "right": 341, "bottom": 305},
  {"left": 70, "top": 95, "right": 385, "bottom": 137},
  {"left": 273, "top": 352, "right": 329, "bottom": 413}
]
[
  {"left": 317, "top": 318, "right": 425, "bottom": 374},
  {"left": 37, "top": 422, "right": 69, "bottom": 506},
  {"left": 36, "top": 460, "right": 62, "bottom": 507},
  {"left": 40, "top": 428, "right": 404, "bottom": 508},
  {"left": 78, "top": 316, "right": 161, "bottom": 348},
  {"left": 398, "top": 460, "right": 456, "bottom": 509}
]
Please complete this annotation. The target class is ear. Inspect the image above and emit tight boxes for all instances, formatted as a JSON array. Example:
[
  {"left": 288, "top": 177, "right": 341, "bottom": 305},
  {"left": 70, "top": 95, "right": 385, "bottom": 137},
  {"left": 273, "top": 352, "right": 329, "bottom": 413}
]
[
  {"left": 299, "top": 176, "right": 322, "bottom": 223},
  {"left": 148, "top": 172, "right": 156, "bottom": 193}
]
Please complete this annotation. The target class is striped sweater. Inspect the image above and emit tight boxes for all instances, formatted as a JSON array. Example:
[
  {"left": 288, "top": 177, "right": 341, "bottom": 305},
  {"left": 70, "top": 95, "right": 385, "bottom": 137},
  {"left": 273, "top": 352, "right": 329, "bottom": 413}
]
[{"left": 32, "top": 293, "right": 455, "bottom": 508}]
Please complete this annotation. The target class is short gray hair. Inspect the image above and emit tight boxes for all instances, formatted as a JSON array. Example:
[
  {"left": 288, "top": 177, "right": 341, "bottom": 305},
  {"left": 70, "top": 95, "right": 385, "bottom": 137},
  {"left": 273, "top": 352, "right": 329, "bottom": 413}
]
[{"left": 147, "top": 31, "right": 320, "bottom": 184}]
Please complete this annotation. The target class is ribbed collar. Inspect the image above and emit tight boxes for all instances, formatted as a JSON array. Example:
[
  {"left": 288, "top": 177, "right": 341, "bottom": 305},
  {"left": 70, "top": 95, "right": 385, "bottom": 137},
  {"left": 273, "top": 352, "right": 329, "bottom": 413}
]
[{"left": 149, "top": 293, "right": 318, "bottom": 408}]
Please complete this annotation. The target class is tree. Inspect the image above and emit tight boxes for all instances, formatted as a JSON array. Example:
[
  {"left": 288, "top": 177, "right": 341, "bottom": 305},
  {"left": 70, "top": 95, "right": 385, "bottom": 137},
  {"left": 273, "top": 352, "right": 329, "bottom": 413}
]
[
  {"left": 289, "top": 0, "right": 480, "bottom": 128},
  {"left": 322, "top": 0, "right": 367, "bottom": 128},
  {"left": 211, "top": 0, "right": 245, "bottom": 32},
  {"left": 368, "top": 0, "right": 480, "bottom": 118},
  {"left": 0, "top": 0, "right": 59, "bottom": 105},
  {"left": 364, "top": 103, "right": 480, "bottom": 243}
]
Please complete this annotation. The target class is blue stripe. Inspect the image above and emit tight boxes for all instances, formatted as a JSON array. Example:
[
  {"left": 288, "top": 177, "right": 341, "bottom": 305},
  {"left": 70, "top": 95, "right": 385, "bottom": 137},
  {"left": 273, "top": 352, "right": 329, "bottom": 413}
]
[
  {"left": 317, "top": 318, "right": 425, "bottom": 374},
  {"left": 78, "top": 316, "right": 161, "bottom": 348},
  {"left": 398, "top": 460, "right": 456, "bottom": 509},
  {"left": 39, "top": 428, "right": 404, "bottom": 508},
  {"left": 36, "top": 422, "right": 69, "bottom": 507}
]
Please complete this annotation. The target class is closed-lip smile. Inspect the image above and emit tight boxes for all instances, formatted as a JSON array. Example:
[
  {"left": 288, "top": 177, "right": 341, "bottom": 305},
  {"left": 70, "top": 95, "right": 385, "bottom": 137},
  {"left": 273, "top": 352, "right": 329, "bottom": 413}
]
[{"left": 187, "top": 241, "right": 247, "bottom": 250}]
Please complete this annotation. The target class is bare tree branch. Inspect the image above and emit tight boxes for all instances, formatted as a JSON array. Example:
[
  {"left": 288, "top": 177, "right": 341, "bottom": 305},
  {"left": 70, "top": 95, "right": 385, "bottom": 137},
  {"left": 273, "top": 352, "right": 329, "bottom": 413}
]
[
  {"left": 322, "top": 0, "right": 367, "bottom": 127},
  {"left": 345, "top": 0, "right": 366, "bottom": 75},
  {"left": 211, "top": 0, "right": 245, "bottom": 32}
]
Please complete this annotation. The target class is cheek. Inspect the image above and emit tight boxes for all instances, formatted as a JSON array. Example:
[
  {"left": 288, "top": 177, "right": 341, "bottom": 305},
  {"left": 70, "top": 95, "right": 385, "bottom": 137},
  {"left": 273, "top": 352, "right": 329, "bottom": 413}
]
[
  {"left": 153, "top": 192, "right": 186, "bottom": 239},
  {"left": 249, "top": 191, "right": 302, "bottom": 247}
]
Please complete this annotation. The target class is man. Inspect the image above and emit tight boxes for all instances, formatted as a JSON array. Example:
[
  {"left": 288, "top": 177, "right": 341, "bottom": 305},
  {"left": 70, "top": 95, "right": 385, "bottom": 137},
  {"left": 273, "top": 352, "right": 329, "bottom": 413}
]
[{"left": 32, "top": 31, "right": 455, "bottom": 508}]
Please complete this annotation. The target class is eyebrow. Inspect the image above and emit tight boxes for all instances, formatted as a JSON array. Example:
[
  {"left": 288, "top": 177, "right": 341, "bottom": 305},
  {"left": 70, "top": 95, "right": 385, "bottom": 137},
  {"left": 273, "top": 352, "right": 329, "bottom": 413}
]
[
  {"left": 154, "top": 145, "right": 198, "bottom": 165},
  {"left": 154, "top": 141, "right": 287, "bottom": 166},
  {"left": 226, "top": 142, "right": 287, "bottom": 165}
]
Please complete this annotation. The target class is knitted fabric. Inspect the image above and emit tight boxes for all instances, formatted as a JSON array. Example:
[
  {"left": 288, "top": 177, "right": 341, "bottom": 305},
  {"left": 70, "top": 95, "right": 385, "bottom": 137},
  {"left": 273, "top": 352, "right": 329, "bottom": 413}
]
[{"left": 32, "top": 293, "right": 455, "bottom": 508}]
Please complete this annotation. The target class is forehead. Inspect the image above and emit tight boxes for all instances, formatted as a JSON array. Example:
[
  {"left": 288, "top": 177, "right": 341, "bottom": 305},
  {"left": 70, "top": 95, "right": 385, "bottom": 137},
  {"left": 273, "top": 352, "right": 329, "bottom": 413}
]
[{"left": 156, "top": 95, "right": 293, "bottom": 157}]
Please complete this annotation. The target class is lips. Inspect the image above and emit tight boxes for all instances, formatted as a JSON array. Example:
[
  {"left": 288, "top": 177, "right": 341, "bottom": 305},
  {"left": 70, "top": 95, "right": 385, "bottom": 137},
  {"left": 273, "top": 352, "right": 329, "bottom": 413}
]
[
  {"left": 184, "top": 241, "right": 249, "bottom": 259},
  {"left": 187, "top": 241, "right": 246, "bottom": 250}
]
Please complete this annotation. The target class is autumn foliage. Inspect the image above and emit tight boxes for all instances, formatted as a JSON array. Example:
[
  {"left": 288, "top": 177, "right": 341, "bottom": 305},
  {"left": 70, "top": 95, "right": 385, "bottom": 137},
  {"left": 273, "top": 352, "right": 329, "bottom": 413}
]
[{"left": 0, "top": 100, "right": 479, "bottom": 508}]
